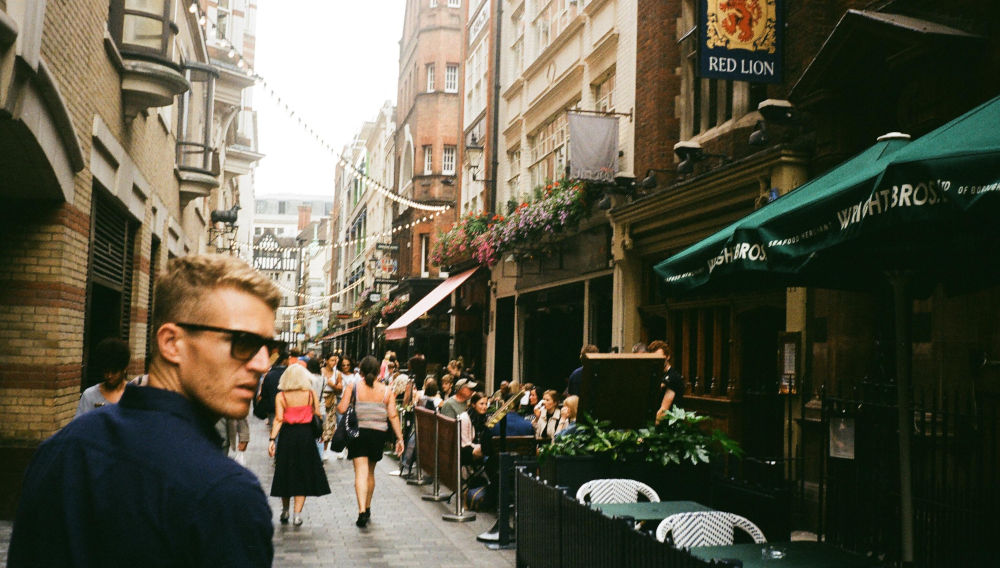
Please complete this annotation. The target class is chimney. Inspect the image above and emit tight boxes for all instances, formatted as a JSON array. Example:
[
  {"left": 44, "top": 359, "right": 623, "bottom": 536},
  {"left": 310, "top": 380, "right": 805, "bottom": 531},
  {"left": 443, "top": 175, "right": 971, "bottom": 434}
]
[{"left": 297, "top": 204, "right": 312, "bottom": 231}]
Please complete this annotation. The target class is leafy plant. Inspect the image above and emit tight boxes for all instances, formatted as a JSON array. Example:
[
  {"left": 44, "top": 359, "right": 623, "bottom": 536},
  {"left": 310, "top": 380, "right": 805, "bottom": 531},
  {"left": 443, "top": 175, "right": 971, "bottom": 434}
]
[{"left": 538, "top": 408, "right": 742, "bottom": 466}]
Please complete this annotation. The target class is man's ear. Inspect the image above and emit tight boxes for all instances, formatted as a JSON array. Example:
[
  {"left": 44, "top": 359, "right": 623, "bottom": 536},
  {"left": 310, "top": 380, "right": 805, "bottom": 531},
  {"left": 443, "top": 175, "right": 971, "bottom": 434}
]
[{"left": 156, "top": 323, "right": 184, "bottom": 365}]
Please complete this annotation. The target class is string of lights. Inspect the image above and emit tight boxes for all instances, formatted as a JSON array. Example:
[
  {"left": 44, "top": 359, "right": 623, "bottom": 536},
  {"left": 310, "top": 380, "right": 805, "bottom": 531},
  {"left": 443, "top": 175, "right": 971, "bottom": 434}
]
[
  {"left": 185, "top": 1, "right": 449, "bottom": 215},
  {"left": 275, "top": 278, "right": 364, "bottom": 313},
  {"left": 234, "top": 206, "right": 452, "bottom": 255}
]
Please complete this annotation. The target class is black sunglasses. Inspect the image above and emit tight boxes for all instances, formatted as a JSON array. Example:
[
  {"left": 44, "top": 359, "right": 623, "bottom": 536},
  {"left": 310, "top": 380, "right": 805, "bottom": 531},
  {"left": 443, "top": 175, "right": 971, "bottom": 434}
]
[{"left": 175, "top": 323, "right": 281, "bottom": 361}]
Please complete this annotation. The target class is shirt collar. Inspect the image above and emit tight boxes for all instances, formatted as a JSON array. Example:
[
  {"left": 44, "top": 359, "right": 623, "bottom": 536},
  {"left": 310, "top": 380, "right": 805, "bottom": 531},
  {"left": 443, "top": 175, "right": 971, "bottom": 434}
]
[{"left": 119, "top": 384, "right": 224, "bottom": 446}]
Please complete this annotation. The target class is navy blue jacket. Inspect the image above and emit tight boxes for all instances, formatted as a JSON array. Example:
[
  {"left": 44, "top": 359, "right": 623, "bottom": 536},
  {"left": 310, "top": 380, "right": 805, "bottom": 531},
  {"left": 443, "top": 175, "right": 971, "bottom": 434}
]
[{"left": 8, "top": 385, "right": 273, "bottom": 567}]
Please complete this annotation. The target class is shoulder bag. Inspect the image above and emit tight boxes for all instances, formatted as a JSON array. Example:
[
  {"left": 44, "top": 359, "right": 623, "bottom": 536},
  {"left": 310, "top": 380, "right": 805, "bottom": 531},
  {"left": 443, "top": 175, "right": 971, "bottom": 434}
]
[
  {"left": 309, "top": 392, "right": 324, "bottom": 439},
  {"left": 329, "top": 384, "right": 359, "bottom": 452}
]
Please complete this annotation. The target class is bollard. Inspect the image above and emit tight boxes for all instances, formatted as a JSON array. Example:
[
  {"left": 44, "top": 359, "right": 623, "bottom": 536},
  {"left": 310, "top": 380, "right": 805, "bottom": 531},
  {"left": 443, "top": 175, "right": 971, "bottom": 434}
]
[
  {"left": 421, "top": 409, "right": 448, "bottom": 502},
  {"left": 442, "top": 414, "right": 476, "bottom": 522}
]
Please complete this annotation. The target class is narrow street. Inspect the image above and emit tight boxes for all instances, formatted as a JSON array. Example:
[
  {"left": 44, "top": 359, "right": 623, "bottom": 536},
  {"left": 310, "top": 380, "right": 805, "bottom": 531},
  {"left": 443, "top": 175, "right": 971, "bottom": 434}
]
[{"left": 0, "top": 417, "right": 514, "bottom": 568}]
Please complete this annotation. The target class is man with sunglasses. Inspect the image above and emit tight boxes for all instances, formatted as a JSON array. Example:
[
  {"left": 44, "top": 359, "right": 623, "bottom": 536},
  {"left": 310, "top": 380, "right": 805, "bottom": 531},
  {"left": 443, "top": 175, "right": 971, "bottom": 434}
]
[{"left": 9, "top": 254, "right": 282, "bottom": 567}]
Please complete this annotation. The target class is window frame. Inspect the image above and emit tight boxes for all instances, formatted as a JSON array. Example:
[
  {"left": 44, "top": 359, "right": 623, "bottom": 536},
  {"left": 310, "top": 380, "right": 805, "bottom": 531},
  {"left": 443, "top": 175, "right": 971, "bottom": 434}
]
[
  {"left": 423, "top": 145, "right": 433, "bottom": 174},
  {"left": 426, "top": 63, "right": 436, "bottom": 92},
  {"left": 445, "top": 63, "right": 459, "bottom": 93},
  {"left": 442, "top": 145, "right": 456, "bottom": 175},
  {"left": 108, "top": 0, "right": 174, "bottom": 60}
]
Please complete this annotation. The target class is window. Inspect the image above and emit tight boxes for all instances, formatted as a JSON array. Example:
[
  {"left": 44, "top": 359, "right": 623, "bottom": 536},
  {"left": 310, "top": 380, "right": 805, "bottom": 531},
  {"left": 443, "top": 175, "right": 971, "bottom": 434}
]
[
  {"left": 594, "top": 72, "right": 615, "bottom": 112},
  {"left": 528, "top": 111, "right": 569, "bottom": 188},
  {"left": 668, "top": 305, "right": 732, "bottom": 397},
  {"left": 423, "top": 145, "right": 433, "bottom": 173},
  {"left": 445, "top": 64, "right": 459, "bottom": 93},
  {"left": 426, "top": 63, "right": 435, "bottom": 92},
  {"left": 216, "top": 0, "right": 230, "bottom": 40},
  {"left": 448, "top": 0, "right": 460, "bottom": 7},
  {"left": 510, "top": 14, "right": 525, "bottom": 82},
  {"left": 109, "top": 0, "right": 172, "bottom": 57},
  {"left": 443, "top": 146, "right": 456, "bottom": 174},
  {"left": 420, "top": 234, "right": 430, "bottom": 275},
  {"left": 430, "top": 0, "right": 437, "bottom": 6},
  {"left": 679, "top": 0, "right": 762, "bottom": 137}
]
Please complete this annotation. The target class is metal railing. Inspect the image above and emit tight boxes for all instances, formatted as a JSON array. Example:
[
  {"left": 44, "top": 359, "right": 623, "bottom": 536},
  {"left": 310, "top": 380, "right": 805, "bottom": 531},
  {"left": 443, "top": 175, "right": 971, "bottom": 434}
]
[
  {"left": 515, "top": 468, "right": 715, "bottom": 568},
  {"left": 819, "top": 382, "right": 998, "bottom": 566}
]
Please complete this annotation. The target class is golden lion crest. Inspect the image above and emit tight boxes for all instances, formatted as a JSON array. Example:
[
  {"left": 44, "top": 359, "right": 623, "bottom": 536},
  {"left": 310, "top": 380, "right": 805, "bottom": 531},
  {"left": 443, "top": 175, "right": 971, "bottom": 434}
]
[{"left": 705, "top": 0, "right": 777, "bottom": 53}]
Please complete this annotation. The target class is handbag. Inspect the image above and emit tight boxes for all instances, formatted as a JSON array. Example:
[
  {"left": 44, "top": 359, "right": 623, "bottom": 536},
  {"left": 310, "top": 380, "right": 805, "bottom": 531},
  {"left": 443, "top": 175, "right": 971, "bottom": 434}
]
[
  {"left": 329, "top": 384, "right": 359, "bottom": 452},
  {"left": 308, "top": 393, "right": 323, "bottom": 438}
]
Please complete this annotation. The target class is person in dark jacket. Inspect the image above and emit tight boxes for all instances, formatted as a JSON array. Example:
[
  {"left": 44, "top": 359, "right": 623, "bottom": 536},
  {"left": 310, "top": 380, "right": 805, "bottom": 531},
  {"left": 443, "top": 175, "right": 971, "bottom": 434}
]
[{"left": 258, "top": 350, "right": 294, "bottom": 425}]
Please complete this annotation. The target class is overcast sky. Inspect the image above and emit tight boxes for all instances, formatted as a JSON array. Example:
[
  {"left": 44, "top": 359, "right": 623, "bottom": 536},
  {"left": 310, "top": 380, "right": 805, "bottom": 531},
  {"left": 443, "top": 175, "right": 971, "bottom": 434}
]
[{"left": 252, "top": 1, "right": 405, "bottom": 198}]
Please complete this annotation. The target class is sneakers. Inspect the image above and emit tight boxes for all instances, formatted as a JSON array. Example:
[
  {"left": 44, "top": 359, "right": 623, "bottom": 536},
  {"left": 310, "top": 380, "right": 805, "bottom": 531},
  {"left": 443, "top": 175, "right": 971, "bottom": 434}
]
[
  {"left": 321, "top": 450, "right": 331, "bottom": 462},
  {"left": 234, "top": 452, "right": 246, "bottom": 466},
  {"left": 336, "top": 450, "right": 348, "bottom": 460},
  {"left": 292, "top": 515, "right": 303, "bottom": 527},
  {"left": 279, "top": 510, "right": 289, "bottom": 524}
]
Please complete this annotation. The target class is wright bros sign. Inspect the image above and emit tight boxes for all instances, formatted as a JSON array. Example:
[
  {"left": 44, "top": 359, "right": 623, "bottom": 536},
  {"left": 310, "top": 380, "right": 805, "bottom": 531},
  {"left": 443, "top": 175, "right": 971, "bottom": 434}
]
[{"left": 699, "top": 0, "right": 782, "bottom": 83}]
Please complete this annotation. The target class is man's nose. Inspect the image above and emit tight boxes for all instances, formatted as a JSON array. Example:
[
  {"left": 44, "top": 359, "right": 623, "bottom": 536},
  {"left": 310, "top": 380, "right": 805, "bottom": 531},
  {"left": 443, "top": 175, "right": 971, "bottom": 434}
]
[{"left": 246, "top": 345, "right": 272, "bottom": 371}]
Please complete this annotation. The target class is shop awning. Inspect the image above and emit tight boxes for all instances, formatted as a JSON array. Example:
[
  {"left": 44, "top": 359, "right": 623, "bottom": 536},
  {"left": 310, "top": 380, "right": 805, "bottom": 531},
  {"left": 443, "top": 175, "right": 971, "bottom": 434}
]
[
  {"left": 790, "top": 9, "right": 982, "bottom": 102},
  {"left": 331, "top": 324, "right": 363, "bottom": 339},
  {"left": 384, "top": 267, "right": 478, "bottom": 341}
]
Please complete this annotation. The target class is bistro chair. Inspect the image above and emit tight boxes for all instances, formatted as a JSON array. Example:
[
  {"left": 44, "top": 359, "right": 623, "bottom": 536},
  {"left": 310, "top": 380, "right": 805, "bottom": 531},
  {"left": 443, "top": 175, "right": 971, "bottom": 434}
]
[
  {"left": 655, "top": 511, "right": 767, "bottom": 548},
  {"left": 576, "top": 478, "right": 660, "bottom": 504}
]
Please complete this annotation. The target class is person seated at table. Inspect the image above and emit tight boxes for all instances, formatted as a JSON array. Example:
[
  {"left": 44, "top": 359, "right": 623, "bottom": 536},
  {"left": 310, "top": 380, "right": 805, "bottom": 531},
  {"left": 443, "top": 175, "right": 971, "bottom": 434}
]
[
  {"left": 458, "top": 393, "right": 489, "bottom": 465},
  {"left": 555, "top": 395, "right": 578, "bottom": 437},
  {"left": 534, "top": 390, "right": 562, "bottom": 442}
]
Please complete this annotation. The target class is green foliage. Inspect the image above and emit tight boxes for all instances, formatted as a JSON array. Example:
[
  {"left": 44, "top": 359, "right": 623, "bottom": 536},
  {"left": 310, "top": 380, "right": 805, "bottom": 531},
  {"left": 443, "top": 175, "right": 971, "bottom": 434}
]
[{"left": 538, "top": 408, "right": 742, "bottom": 466}]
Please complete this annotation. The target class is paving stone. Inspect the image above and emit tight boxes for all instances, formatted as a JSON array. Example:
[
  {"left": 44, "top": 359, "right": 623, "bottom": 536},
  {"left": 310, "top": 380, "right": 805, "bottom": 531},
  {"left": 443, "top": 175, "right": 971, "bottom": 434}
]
[{"left": 0, "top": 418, "right": 515, "bottom": 567}]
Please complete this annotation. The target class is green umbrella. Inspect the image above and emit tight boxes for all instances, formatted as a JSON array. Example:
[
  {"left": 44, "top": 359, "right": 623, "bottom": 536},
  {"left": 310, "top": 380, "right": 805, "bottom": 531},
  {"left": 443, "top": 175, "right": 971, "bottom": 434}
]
[
  {"left": 653, "top": 134, "right": 911, "bottom": 293},
  {"left": 654, "top": 95, "right": 1000, "bottom": 564}
]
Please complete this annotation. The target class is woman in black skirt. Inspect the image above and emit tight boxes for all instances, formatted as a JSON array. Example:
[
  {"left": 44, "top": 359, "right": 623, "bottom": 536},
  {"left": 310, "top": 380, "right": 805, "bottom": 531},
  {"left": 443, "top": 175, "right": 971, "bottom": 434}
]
[
  {"left": 337, "top": 355, "right": 404, "bottom": 527},
  {"left": 268, "top": 365, "right": 330, "bottom": 526}
]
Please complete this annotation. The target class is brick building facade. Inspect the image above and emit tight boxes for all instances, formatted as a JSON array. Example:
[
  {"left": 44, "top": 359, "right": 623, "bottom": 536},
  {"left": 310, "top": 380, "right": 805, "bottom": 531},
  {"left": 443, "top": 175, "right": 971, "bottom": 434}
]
[{"left": 0, "top": 0, "right": 259, "bottom": 516}]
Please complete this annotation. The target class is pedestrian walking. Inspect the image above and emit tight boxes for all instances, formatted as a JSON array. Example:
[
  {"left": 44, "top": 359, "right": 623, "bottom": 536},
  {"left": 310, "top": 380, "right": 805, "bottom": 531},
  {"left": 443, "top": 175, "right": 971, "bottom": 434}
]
[
  {"left": 268, "top": 364, "right": 330, "bottom": 526},
  {"left": 8, "top": 254, "right": 280, "bottom": 566},
  {"left": 337, "top": 355, "right": 404, "bottom": 527}
]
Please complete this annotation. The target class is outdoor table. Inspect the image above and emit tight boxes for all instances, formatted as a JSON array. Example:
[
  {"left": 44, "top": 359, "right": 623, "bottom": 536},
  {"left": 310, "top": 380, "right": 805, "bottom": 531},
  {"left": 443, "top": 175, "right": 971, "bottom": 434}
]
[
  {"left": 592, "top": 500, "right": 714, "bottom": 522},
  {"left": 688, "top": 542, "right": 877, "bottom": 568}
]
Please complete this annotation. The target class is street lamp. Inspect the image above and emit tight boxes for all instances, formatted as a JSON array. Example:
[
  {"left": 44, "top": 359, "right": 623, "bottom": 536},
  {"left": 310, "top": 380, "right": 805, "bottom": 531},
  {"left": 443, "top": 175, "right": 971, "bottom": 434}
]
[{"left": 465, "top": 133, "right": 493, "bottom": 183}]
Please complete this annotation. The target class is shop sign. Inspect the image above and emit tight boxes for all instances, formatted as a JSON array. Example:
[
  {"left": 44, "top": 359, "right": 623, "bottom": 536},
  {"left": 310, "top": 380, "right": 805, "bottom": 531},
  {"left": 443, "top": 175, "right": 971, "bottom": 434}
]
[{"left": 699, "top": 0, "right": 782, "bottom": 83}]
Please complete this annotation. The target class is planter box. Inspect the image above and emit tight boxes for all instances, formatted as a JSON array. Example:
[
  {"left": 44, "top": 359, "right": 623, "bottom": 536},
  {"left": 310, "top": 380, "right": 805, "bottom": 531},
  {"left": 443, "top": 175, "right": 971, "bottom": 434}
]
[{"left": 538, "top": 455, "right": 710, "bottom": 503}]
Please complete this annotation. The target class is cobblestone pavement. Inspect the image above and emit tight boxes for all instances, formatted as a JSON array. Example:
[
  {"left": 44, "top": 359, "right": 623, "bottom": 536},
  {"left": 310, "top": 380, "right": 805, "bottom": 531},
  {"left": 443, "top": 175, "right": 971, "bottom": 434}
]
[{"left": 1, "top": 417, "right": 515, "bottom": 568}]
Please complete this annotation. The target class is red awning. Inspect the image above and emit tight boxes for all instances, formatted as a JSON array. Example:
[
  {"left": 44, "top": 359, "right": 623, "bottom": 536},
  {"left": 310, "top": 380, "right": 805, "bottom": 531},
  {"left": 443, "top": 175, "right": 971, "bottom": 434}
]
[{"left": 384, "top": 267, "right": 478, "bottom": 341}]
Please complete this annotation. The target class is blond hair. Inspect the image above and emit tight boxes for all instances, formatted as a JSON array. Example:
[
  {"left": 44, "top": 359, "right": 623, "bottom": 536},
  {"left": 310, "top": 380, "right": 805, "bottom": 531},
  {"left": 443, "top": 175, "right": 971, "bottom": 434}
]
[
  {"left": 278, "top": 364, "right": 314, "bottom": 392},
  {"left": 562, "top": 395, "right": 579, "bottom": 420},
  {"left": 152, "top": 254, "right": 281, "bottom": 334}
]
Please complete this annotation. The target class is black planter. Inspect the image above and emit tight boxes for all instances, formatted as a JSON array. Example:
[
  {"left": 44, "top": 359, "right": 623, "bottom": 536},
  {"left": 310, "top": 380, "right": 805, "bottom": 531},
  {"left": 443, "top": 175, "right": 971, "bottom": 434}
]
[{"left": 538, "top": 454, "right": 710, "bottom": 502}]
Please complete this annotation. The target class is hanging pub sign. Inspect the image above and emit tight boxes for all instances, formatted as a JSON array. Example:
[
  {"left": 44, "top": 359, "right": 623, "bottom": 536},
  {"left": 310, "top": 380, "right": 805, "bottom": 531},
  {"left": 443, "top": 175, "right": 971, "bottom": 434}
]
[
  {"left": 699, "top": 0, "right": 782, "bottom": 83},
  {"left": 567, "top": 112, "right": 618, "bottom": 182}
]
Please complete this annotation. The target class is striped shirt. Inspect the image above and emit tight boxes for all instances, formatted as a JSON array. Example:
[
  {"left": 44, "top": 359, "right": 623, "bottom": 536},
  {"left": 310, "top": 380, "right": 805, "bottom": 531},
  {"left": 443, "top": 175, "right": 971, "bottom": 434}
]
[{"left": 355, "top": 385, "right": 390, "bottom": 431}]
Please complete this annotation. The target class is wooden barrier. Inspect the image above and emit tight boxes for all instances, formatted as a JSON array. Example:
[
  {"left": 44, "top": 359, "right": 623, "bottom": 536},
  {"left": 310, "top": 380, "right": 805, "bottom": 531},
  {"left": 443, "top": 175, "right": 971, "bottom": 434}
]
[
  {"left": 414, "top": 407, "right": 437, "bottom": 479},
  {"left": 437, "top": 414, "right": 460, "bottom": 492}
]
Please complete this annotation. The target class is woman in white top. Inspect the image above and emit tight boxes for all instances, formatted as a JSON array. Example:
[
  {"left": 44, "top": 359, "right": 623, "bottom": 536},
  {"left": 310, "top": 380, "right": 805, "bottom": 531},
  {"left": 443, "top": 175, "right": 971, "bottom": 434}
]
[
  {"left": 458, "top": 392, "right": 489, "bottom": 462},
  {"left": 534, "top": 389, "right": 562, "bottom": 442}
]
